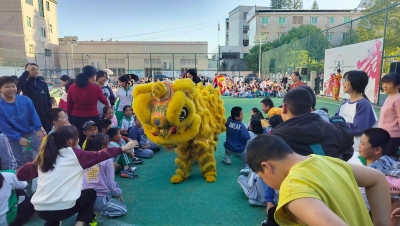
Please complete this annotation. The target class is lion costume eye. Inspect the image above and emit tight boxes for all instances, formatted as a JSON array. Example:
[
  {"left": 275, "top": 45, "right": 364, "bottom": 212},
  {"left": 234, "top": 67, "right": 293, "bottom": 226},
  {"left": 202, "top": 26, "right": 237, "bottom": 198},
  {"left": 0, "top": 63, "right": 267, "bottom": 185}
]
[{"left": 179, "top": 107, "right": 189, "bottom": 121}]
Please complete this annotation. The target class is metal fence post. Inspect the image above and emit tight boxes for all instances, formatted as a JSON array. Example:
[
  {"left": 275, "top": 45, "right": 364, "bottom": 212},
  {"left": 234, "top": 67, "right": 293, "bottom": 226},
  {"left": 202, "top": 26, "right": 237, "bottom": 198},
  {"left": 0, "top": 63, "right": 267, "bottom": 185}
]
[
  {"left": 172, "top": 53, "right": 175, "bottom": 78},
  {"left": 378, "top": 7, "right": 389, "bottom": 105},
  {"left": 105, "top": 54, "right": 107, "bottom": 69},
  {"left": 66, "top": 53, "right": 69, "bottom": 76},
  {"left": 150, "top": 53, "right": 152, "bottom": 79}
]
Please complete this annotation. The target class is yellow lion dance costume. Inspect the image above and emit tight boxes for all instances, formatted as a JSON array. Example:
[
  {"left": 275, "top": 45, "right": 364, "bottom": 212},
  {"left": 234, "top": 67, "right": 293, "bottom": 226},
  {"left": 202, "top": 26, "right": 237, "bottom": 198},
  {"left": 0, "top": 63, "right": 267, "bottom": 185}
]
[{"left": 132, "top": 79, "right": 226, "bottom": 183}]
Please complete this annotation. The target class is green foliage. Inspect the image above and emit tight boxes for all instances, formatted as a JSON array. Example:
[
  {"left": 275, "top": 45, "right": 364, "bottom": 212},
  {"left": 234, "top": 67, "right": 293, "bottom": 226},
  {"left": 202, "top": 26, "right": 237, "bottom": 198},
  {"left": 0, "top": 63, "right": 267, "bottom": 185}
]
[
  {"left": 244, "top": 42, "right": 275, "bottom": 72},
  {"left": 311, "top": 0, "right": 319, "bottom": 9},
  {"left": 270, "top": 0, "right": 284, "bottom": 9},
  {"left": 293, "top": 0, "right": 303, "bottom": 9}
]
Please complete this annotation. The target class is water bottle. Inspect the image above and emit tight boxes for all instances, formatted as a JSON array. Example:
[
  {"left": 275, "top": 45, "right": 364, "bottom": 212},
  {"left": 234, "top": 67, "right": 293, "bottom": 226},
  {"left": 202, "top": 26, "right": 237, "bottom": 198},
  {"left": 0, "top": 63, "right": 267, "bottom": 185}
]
[{"left": 24, "top": 137, "right": 32, "bottom": 152}]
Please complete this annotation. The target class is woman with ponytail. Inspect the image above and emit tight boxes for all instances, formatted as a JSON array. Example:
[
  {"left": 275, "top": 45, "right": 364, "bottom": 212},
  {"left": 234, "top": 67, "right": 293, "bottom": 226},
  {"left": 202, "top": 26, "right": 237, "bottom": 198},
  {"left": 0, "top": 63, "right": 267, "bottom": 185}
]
[
  {"left": 67, "top": 65, "right": 109, "bottom": 146},
  {"left": 336, "top": 70, "right": 378, "bottom": 163},
  {"left": 16, "top": 125, "right": 138, "bottom": 226}
]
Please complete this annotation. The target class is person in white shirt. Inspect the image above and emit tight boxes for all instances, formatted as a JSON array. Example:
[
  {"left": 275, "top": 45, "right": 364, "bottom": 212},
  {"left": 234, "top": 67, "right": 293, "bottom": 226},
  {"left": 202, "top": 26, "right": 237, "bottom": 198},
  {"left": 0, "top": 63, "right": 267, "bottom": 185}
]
[{"left": 115, "top": 75, "right": 134, "bottom": 124}]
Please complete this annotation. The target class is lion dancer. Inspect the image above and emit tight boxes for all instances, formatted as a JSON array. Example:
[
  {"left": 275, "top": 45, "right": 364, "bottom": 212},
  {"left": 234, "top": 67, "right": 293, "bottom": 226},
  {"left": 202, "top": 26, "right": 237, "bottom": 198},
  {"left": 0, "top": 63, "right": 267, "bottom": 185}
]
[{"left": 216, "top": 75, "right": 226, "bottom": 94}]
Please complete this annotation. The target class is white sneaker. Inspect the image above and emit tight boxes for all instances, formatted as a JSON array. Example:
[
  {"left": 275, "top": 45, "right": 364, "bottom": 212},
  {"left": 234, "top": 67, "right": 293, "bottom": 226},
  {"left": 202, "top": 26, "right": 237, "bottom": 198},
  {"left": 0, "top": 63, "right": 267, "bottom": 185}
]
[
  {"left": 240, "top": 166, "right": 251, "bottom": 175},
  {"left": 222, "top": 156, "right": 231, "bottom": 165}
]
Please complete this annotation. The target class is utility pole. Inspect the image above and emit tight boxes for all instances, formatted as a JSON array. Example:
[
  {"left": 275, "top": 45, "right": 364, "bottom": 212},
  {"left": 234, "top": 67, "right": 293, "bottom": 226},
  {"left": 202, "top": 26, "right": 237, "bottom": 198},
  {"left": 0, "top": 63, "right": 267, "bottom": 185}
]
[{"left": 255, "top": 35, "right": 266, "bottom": 78}]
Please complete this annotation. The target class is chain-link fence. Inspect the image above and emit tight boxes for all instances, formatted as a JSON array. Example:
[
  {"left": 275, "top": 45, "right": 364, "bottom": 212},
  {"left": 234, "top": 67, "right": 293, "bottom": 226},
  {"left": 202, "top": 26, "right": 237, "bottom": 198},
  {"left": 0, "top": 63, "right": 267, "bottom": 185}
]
[
  {"left": 261, "top": 3, "right": 400, "bottom": 102},
  {"left": 0, "top": 49, "right": 257, "bottom": 81}
]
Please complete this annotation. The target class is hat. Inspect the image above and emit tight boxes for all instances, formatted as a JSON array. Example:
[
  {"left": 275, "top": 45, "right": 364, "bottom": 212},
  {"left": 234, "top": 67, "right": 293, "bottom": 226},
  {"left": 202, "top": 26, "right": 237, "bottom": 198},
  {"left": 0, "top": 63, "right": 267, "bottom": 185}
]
[
  {"left": 82, "top": 65, "right": 97, "bottom": 77},
  {"left": 82, "top": 120, "right": 97, "bottom": 131}
]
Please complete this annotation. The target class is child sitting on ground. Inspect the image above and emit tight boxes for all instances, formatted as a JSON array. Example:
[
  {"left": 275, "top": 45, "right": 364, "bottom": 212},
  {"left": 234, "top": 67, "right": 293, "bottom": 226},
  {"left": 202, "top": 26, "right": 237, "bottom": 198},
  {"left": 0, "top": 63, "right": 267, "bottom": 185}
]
[
  {"left": 98, "top": 119, "right": 112, "bottom": 135},
  {"left": 359, "top": 128, "right": 400, "bottom": 226},
  {"left": 81, "top": 120, "right": 99, "bottom": 150},
  {"left": 223, "top": 106, "right": 250, "bottom": 168},
  {"left": 128, "top": 117, "right": 160, "bottom": 158},
  {"left": 247, "top": 134, "right": 391, "bottom": 226},
  {"left": 82, "top": 134, "right": 127, "bottom": 217},
  {"left": 103, "top": 106, "right": 118, "bottom": 128},
  {"left": 46, "top": 108, "right": 70, "bottom": 134},
  {"left": 119, "top": 105, "right": 135, "bottom": 134},
  {"left": 107, "top": 128, "right": 138, "bottom": 179}
]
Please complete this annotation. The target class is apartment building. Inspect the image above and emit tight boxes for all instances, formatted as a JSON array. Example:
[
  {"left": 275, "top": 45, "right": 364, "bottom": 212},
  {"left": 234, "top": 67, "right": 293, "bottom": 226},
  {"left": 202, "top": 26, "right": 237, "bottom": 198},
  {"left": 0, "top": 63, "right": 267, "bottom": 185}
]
[
  {"left": 247, "top": 6, "right": 362, "bottom": 47},
  {"left": 58, "top": 38, "right": 208, "bottom": 78},
  {"left": 0, "top": 0, "right": 59, "bottom": 77}
]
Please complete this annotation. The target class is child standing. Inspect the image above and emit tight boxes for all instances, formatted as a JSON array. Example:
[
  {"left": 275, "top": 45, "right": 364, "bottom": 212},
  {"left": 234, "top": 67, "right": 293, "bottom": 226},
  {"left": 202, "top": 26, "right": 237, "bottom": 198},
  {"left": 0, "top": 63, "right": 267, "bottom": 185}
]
[
  {"left": 107, "top": 128, "right": 138, "bottom": 179},
  {"left": 115, "top": 76, "right": 134, "bottom": 123},
  {"left": 0, "top": 76, "right": 44, "bottom": 168},
  {"left": 223, "top": 106, "right": 251, "bottom": 166},
  {"left": 82, "top": 134, "right": 127, "bottom": 217},
  {"left": 119, "top": 105, "right": 135, "bottom": 133},
  {"left": 16, "top": 125, "right": 138, "bottom": 226}
]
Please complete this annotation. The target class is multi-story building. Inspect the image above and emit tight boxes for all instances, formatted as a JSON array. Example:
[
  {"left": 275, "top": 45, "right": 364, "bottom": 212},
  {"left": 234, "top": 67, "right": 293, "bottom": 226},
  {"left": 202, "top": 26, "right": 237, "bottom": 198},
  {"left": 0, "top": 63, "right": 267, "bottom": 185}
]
[
  {"left": 58, "top": 38, "right": 208, "bottom": 78},
  {"left": 247, "top": 6, "right": 363, "bottom": 47},
  {"left": 0, "top": 0, "right": 59, "bottom": 77}
]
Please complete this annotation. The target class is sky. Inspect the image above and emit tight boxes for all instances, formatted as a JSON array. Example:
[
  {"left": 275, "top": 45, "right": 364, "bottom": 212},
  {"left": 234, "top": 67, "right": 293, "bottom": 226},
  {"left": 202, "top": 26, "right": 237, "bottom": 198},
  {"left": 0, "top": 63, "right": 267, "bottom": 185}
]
[{"left": 57, "top": 0, "right": 361, "bottom": 53}]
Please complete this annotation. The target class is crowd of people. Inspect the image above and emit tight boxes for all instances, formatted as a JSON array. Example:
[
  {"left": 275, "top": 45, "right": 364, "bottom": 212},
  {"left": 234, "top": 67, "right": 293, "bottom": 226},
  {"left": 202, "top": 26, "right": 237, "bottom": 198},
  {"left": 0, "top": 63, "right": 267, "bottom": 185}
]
[{"left": 0, "top": 64, "right": 400, "bottom": 226}]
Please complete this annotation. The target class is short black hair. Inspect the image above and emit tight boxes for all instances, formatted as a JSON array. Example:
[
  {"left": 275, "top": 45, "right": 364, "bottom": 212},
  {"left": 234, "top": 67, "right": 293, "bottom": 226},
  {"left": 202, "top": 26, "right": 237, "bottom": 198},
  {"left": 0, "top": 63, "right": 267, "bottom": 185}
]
[
  {"left": 106, "top": 128, "right": 119, "bottom": 140},
  {"left": 261, "top": 98, "right": 274, "bottom": 108},
  {"left": 250, "top": 118, "right": 264, "bottom": 134},
  {"left": 123, "top": 105, "right": 132, "bottom": 112},
  {"left": 50, "top": 97, "right": 57, "bottom": 105},
  {"left": 99, "top": 119, "right": 112, "bottom": 133},
  {"left": 46, "top": 108, "right": 65, "bottom": 123},
  {"left": 381, "top": 73, "right": 400, "bottom": 86},
  {"left": 296, "top": 86, "right": 316, "bottom": 109},
  {"left": 0, "top": 76, "right": 16, "bottom": 88},
  {"left": 269, "top": 114, "right": 283, "bottom": 128},
  {"left": 231, "top": 106, "right": 242, "bottom": 119},
  {"left": 96, "top": 71, "right": 107, "bottom": 80},
  {"left": 85, "top": 134, "right": 110, "bottom": 151},
  {"left": 320, "top": 108, "right": 328, "bottom": 113},
  {"left": 246, "top": 134, "right": 294, "bottom": 172},
  {"left": 65, "top": 79, "right": 74, "bottom": 92},
  {"left": 60, "top": 75, "right": 70, "bottom": 82},
  {"left": 363, "top": 128, "right": 391, "bottom": 156},
  {"left": 283, "top": 88, "right": 313, "bottom": 116},
  {"left": 292, "top": 71, "right": 300, "bottom": 77},
  {"left": 337, "top": 69, "right": 341, "bottom": 73}
]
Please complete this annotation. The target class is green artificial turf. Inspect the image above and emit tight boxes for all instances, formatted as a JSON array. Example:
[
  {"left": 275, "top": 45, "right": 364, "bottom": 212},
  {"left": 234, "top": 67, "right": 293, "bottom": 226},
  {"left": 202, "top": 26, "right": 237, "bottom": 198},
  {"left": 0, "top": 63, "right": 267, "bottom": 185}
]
[{"left": 27, "top": 96, "right": 381, "bottom": 226}]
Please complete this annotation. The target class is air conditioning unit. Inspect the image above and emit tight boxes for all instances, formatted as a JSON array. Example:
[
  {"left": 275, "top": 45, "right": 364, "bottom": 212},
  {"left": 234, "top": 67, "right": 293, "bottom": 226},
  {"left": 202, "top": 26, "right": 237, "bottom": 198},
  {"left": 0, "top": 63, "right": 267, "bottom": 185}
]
[
  {"left": 163, "top": 62, "right": 170, "bottom": 70},
  {"left": 325, "top": 23, "right": 330, "bottom": 28},
  {"left": 261, "top": 24, "right": 267, "bottom": 28},
  {"left": 91, "top": 62, "right": 99, "bottom": 68},
  {"left": 280, "top": 24, "right": 286, "bottom": 28},
  {"left": 345, "top": 23, "right": 351, "bottom": 28}
]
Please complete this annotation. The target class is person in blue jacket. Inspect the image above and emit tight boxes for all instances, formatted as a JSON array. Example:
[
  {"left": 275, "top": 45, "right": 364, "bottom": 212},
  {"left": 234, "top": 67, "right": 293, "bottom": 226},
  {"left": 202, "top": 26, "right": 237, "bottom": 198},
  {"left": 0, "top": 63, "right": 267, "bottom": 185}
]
[
  {"left": 223, "top": 106, "right": 251, "bottom": 166},
  {"left": 0, "top": 76, "right": 44, "bottom": 168}
]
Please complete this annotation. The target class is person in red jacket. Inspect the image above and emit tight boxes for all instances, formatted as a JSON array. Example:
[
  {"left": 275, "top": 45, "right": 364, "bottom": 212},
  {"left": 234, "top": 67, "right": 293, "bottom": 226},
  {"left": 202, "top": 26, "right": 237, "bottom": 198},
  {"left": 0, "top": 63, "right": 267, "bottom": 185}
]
[{"left": 67, "top": 66, "right": 109, "bottom": 146}]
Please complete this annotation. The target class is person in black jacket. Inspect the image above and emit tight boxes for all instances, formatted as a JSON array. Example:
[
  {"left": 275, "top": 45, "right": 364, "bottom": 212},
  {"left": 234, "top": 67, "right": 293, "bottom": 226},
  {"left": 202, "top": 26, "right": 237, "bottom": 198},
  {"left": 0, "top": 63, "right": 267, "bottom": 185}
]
[
  {"left": 18, "top": 63, "right": 52, "bottom": 133},
  {"left": 272, "top": 87, "right": 354, "bottom": 160}
]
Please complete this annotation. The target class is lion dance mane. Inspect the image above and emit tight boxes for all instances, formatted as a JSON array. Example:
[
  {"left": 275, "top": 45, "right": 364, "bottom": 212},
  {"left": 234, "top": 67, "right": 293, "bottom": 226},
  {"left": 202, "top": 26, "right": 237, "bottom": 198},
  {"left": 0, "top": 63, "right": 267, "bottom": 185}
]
[{"left": 132, "top": 79, "right": 226, "bottom": 183}]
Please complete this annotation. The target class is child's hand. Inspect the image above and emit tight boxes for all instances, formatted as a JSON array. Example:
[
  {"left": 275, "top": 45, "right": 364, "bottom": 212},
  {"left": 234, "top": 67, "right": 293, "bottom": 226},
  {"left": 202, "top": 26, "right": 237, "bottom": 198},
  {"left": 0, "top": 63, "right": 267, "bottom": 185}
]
[
  {"left": 113, "top": 162, "right": 121, "bottom": 170},
  {"left": 123, "top": 140, "right": 139, "bottom": 151},
  {"left": 119, "top": 128, "right": 127, "bottom": 134},
  {"left": 392, "top": 208, "right": 400, "bottom": 219},
  {"left": 19, "top": 138, "right": 30, "bottom": 147},
  {"left": 36, "top": 130, "right": 45, "bottom": 141}
]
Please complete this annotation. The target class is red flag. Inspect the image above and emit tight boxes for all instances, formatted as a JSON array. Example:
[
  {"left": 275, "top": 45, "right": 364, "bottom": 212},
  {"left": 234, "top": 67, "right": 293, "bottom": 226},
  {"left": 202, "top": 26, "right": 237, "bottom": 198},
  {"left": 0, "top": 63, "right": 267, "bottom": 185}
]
[{"left": 218, "top": 23, "right": 220, "bottom": 31}]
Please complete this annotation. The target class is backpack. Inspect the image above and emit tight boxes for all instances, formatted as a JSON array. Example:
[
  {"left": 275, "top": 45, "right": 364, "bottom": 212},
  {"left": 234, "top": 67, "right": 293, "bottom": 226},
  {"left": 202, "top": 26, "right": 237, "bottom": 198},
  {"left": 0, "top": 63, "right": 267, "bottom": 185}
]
[{"left": 238, "top": 171, "right": 268, "bottom": 206}]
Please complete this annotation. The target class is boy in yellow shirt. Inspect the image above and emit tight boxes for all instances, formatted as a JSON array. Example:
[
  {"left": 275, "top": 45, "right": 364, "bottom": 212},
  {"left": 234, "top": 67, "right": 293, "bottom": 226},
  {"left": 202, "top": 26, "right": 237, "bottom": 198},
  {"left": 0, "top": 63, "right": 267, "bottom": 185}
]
[{"left": 246, "top": 134, "right": 391, "bottom": 226}]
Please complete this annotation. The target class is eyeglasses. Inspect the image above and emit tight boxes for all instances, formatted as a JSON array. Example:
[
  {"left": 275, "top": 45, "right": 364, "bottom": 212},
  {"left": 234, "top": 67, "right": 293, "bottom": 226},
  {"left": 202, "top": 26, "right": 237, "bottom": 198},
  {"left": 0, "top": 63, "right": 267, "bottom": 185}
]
[{"left": 58, "top": 115, "right": 68, "bottom": 121}]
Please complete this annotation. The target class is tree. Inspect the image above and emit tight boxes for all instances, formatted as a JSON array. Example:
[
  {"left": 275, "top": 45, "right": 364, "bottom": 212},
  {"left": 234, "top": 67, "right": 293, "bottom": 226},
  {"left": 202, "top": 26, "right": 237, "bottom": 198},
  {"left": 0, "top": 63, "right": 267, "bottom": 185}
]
[
  {"left": 311, "top": 0, "right": 319, "bottom": 9},
  {"left": 270, "top": 0, "right": 284, "bottom": 9},
  {"left": 293, "top": 0, "right": 303, "bottom": 9}
]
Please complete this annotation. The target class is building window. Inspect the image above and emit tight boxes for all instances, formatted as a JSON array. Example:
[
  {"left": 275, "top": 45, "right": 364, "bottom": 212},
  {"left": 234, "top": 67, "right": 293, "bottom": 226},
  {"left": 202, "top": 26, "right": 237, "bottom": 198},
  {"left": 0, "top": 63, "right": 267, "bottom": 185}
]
[
  {"left": 29, "top": 44, "right": 34, "bottom": 54},
  {"left": 344, "top": 16, "right": 351, "bottom": 23},
  {"left": 46, "top": 1, "right": 50, "bottom": 11},
  {"left": 144, "top": 59, "right": 161, "bottom": 64},
  {"left": 74, "top": 68, "right": 81, "bottom": 76},
  {"left": 25, "top": 0, "right": 33, "bottom": 5},
  {"left": 40, "top": 28, "right": 46, "bottom": 37},
  {"left": 311, "top": 17, "right": 318, "bottom": 24},
  {"left": 180, "top": 59, "right": 197, "bottom": 65},
  {"left": 261, "top": 32, "right": 268, "bottom": 37},
  {"left": 45, "top": 49, "right": 51, "bottom": 57},
  {"left": 278, "top": 17, "right": 286, "bottom": 25},
  {"left": 329, "top": 17, "right": 334, "bottom": 24},
  {"left": 243, "top": 12, "right": 248, "bottom": 20},
  {"left": 144, "top": 68, "right": 161, "bottom": 77},
  {"left": 38, "top": 0, "right": 44, "bottom": 17},
  {"left": 243, "top": 26, "right": 249, "bottom": 34},
  {"left": 49, "top": 24, "right": 52, "bottom": 33},
  {"left": 292, "top": 16, "right": 304, "bottom": 25},
  {"left": 261, "top": 17, "right": 269, "bottom": 25},
  {"left": 342, "top": 33, "right": 348, "bottom": 41},
  {"left": 26, "top": 16, "right": 32, "bottom": 27},
  {"left": 108, "top": 59, "right": 125, "bottom": 64},
  {"left": 327, "top": 33, "right": 333, "bottom": 42}
]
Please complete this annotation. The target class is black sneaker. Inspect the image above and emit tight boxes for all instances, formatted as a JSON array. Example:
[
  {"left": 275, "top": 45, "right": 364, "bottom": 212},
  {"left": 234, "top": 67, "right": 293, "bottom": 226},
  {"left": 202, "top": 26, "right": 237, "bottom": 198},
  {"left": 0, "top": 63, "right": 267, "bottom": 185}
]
[{"left": 133, "top": 157, "right": 144, "bottom": 164}]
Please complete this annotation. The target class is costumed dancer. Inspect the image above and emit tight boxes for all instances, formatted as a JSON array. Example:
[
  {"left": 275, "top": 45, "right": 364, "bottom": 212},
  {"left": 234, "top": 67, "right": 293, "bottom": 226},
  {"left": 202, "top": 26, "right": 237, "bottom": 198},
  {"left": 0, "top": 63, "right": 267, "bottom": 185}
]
[{"left": 333, "top": 69, "right": 342, "bottom": 101}]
